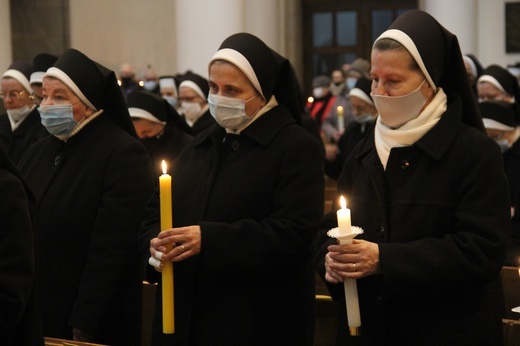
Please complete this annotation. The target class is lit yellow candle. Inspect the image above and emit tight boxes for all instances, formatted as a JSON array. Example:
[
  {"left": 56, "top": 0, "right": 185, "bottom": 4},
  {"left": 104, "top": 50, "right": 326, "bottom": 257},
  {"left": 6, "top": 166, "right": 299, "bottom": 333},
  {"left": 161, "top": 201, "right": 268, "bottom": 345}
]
[
  {"left": 337, "top": 195, "right": 361, "bottom": 335},
  {"left": 337, "top": 106, "right": 345, "bottom": 133},
  {"left": 159, "top": 160, "right": 174, "bottom": 334}
]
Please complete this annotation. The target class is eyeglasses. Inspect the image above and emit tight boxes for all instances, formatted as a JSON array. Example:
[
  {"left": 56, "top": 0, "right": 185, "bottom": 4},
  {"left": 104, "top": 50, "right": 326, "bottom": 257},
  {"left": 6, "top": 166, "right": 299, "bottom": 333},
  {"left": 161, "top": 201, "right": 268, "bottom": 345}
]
[
  {"left": 29, "top": 94, "right": 43, "bottom": 105},
  {"left": 178, "top": 96, "right": 200, "bottom": 103},
  {"left": 0, "top": 89, "right": 26, "bottom": 100}
]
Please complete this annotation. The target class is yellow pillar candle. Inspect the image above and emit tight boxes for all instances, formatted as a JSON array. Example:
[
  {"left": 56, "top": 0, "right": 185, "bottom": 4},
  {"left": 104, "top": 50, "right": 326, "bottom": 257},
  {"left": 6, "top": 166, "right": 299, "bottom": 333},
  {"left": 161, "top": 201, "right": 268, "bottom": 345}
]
[
  {"left": 159, "top": 160, "right": 174, "bottom": 334},
  {"left": 337, "top": 195, "right": 361, "bottom": 336}
]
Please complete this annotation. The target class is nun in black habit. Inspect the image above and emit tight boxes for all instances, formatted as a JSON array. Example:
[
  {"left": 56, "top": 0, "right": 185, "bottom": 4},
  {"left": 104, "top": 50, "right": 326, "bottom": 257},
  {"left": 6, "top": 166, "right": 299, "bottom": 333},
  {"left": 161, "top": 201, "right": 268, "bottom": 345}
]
[
  {"left": 0, "top": 144, "right": 43, "bottom": 345},
  {"left": 18, "top": 48, "right": 155, "bottom": 345},
  {"left": 141, "top": 33, "right": 324, "bottom": 345},
  {"left": 127, "top": 90, "right": 193, "bottom": 179},
  {"left": 313, "top": 10, "right": 510, "bottom": 345},
  {"left": 478, "top": 64, "right": 520, "bottom": 124},
  {"left": 0, "top": 61, "right": 48, "bottom": 164}
]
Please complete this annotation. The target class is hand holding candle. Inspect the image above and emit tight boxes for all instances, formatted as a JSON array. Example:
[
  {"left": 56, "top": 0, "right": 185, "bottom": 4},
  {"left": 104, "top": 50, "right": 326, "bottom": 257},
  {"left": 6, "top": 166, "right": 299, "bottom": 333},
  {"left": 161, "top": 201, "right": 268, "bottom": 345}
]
[{"left": 159, "top": 160, "right": 175, "bottom": 334}]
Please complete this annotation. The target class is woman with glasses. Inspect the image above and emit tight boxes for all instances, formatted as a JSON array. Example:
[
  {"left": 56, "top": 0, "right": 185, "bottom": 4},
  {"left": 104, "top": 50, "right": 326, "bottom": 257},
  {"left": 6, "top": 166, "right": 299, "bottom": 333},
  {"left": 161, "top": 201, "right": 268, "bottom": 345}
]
[{"left": 0, "top": 61, "right": 48, "bottom": 163}]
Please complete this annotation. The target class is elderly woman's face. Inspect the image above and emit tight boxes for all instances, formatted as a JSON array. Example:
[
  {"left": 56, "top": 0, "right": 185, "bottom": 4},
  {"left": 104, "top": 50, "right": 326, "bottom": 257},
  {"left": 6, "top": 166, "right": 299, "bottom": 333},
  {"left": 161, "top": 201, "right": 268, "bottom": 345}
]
[
  {"left": 0, "top": 78, "right": 32, "bottom": 110},
  {"left": 477, "top": 82, "right": 512, "bottom": 102},
  {"left": 41, "top": 77, "right": 93, "bottom": 121},
  {"left": 208, "top": 61, "right": 265, "bottom": 117},
  {"left": 370, "top": 48, "right": 433, "bottom": 100}
]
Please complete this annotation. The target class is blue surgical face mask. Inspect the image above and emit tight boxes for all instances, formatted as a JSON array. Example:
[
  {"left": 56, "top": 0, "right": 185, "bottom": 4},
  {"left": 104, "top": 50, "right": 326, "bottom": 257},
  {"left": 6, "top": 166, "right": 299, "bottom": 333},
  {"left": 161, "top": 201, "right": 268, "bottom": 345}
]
[
  {"left": 346, "top": 78, "right": 358, "bottom": 90},
  {"left": 38, "top": 104, "right": 78, "bottom": 137},
  {"left": 163, "top": 95, "right": 178, "bottom": 108},
  {"left": 353, "top": 113, "right": 373, "bottom": 124},
  {"left": 143, "top": 80, "right": 158, "bottom": 91}
]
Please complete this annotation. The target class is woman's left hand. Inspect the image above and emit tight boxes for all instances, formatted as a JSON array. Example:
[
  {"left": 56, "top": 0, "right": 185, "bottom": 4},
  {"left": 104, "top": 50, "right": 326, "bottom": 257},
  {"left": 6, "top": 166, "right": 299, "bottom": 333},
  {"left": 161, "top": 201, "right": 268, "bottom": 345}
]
[
  {"left": 325, "top": 239, "right": 381, "bottom": 281},
  {"left": 148, "top": 225, "right": 201, "bottom": 271}
]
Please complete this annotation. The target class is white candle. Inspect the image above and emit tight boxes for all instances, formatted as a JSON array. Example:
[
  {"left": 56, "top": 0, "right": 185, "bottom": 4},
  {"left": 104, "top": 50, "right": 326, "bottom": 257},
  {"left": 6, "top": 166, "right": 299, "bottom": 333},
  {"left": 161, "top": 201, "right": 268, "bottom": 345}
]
[
  {"left": 337, "top": 196, "right": 351, "bottom": 236},
  {"left": 339, "top": 235, "right": 361, "bottom": 335},
  {"left": 337, "top": 195, "right": 361, "bottom": 335},
  {"left": 337, "top": 106, "right": 345, "bottom": 133}
]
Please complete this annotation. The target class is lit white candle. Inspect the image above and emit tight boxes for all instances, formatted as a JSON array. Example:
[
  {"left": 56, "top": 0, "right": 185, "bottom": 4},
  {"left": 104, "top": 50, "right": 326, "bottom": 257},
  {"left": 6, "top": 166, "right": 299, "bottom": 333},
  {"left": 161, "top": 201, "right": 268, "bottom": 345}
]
[
  {"left": 337, "top": 106, "right": 345, "bottom": 133},
  {"left": 337, "top": 196, "right": 351, "bottom": 236},
  {"left": 337, "top": 195, "right": 361, "bottom": 335}
]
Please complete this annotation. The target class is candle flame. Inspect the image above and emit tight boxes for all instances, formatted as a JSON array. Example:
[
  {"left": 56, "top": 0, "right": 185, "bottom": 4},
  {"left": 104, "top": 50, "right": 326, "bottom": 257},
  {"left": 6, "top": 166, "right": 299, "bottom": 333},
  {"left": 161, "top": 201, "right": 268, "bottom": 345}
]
[
  {"left": 340, "top": 195, "right": 347, "bottom": 209},
  {"left": 337, "top": 106, "right": 343, "bottom": 112},
  {"left": 307, "top": 96, "right": 314, "bottom": 103},
  {"left": 161, "top": 160, "right": 167, "bottom": 174}
]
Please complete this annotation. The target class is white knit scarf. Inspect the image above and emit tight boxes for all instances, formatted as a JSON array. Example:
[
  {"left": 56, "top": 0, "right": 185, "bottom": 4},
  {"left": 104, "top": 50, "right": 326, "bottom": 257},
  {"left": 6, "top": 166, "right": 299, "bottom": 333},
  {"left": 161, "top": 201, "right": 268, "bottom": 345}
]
[{"left": 375, "top": 88, "right": 447, "bottom": 169}]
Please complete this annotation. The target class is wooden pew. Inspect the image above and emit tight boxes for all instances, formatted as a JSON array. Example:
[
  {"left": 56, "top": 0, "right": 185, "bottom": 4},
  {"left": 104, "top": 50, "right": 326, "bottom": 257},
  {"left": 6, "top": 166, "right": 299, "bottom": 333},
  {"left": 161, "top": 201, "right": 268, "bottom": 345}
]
[
  {"left": 45, "top": 337, "right": 107, "bottom": 345},
  {"left": 142, "top": 281, "right": 157, "bottom": 346},
  {"left": 501, "top": 266, "right": 520, "bottom": 320}
]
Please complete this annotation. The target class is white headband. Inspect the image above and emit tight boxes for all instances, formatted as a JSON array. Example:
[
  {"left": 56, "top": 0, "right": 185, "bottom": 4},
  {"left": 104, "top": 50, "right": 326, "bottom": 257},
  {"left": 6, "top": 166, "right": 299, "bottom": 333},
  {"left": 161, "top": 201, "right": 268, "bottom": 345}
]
[
  {"left": 374, "top": 29, "right": 436, "bottom": 92},
  {"left": 159, "top": 78, "right": 176, "bottom": 89},
  {"left": 30, "top": 71, "right": 45, "bottom": 85},
  {"left": 478, "top": 75, "right": 508, "bottom": 95},
  {"left": 463, "top": 56, "right": 478, "bottom": 77},
  {"left": 179, "top": 80, "right": 205, "bottom": 99},
  {"left": 209, "top": 48, "right": 263, "bottom": 98},
  {"left": 482, "top": 118, "right": 515, "bottom": 132},
  {"left": 349, "top": 87, "right": 374, "bottom": 106},
  {"left": 44, "top": 67, "right": 97, "bottom": 111},
  {"left": 128, "top": 107, "right": 165, "bottom": 124},
  {"left": 2, "top": 69, "right": 32, "bottom": 93}
]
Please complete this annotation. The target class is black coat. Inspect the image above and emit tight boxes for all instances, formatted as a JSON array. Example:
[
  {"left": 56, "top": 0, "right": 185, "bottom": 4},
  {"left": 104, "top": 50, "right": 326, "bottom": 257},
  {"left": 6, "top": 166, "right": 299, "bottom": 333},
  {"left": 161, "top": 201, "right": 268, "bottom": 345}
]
[
  {"left": 141, "top": 105, "right": 325, "bottom": 345},
  {"left": 0, "top": 108, "right": 48, "bottom": 164},
  {"left": 190, "top": 109, "right": 216, "bottom": 135},
  {"left": 19, "top": 113, "right": 154, "bottom": 345},
  {"left": 504, "top": 140, "right": 520, "bottom": 265},
  {"left": 314, "top": 95, "right": 510, "bottom": 345},
  {"left": 0, "top": 164, "right": 43, "bottom": 345}
]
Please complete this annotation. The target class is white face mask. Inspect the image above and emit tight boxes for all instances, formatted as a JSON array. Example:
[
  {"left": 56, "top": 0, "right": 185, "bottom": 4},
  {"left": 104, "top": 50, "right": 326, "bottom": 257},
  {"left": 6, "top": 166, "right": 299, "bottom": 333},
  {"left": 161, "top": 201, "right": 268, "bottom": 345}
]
[
  {"left": 143, "top": 80, "right": 158, "bottom": 91},
  {"left": 371, "top": 80, "right": 427, "bottom": 129},
  {"left": 181, "top": 101, "right": 202, "bottom": 121},
  {"left": 7, "top": 104, "right": 31, "bottom": 122},
  {"left": 208, "top": 93, "right": 257, "bottom": 130},
  {"left": 495, "top": 138, "right": 512, "bottom": 152},
  {"left": 312, "top": 87, "right": 326, "bottom": 99}
]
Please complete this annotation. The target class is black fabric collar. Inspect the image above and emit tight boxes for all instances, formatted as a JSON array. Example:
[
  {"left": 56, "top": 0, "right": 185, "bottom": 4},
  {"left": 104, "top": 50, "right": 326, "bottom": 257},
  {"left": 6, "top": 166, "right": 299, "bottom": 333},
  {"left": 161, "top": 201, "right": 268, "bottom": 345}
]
[{"left": 193, "top": 105, "right": 295, "bottom": 149}]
